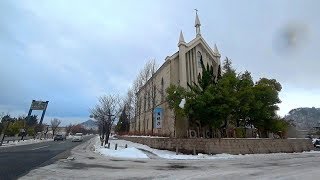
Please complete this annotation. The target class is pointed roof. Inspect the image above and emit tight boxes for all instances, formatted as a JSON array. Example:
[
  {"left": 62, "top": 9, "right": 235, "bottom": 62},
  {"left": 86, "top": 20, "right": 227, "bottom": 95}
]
[
  {"left": 178, "top": 30, "right": 186, "bottom": 47},
  {"left": 184, "top": 36, "right": 221, "bottom": 64},
  {"left": 195, "top": 12, "right": 201, "bottom": 27},
  {"left": 179, "top": 30, "right": 185, "bottom": 43},
  {"left": 214, "top": 44, "right": 220, "bottom": 55}
]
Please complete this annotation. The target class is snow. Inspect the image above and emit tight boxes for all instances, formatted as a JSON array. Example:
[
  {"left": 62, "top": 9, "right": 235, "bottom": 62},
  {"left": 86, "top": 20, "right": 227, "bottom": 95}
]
[
  {"left": 121, "top": 135, "right": 168, "bottom": 138},
  {"left": 179, "top": 98, "right": 186, "bottom": 108},
  {"left": 0, "top": 138, "right": 53, "bottom": 148},
  {"left": 22, "top": 136, "right": 320, "bottom": 180},
  {"left": 95, "top": 136, "right": 320, "bottom": 160},
  {"left": 97, "top": 147, "right": 149, "bottom": 159},
  {"left": 94, "top": 137, "right": 148, "bottom": 159}
]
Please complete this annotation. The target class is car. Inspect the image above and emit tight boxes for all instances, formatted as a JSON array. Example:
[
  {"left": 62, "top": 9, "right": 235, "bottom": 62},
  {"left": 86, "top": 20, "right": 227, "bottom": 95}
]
[
  {"left": 314, "top": 139, "right": 320, "bottom": 148},
  {"left": 54, "top": 134, "right": 65, "bottom": 141},
  {"left": 72, "top": 133, "right": 83, "bottom": 142}
]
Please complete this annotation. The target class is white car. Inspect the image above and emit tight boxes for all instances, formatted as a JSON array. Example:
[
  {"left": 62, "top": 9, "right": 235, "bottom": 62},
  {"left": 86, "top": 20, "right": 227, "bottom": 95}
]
[
  {"left": 313, "top": 138, "right": 320, "bottom": 148},
  {"left": 72, "top": 133, "right": 83, "bottom": 142}
]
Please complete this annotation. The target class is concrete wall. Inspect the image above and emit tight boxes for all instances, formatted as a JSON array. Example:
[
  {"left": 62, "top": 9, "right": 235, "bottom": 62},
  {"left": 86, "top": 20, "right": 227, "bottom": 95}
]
[{"left": 120, "top": 137, "right": 314, "bottom": 155}]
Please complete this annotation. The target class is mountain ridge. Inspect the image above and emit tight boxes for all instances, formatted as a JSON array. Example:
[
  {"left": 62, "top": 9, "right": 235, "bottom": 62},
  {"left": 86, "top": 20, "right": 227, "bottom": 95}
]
[
  {"left": 284, "top": 107, "right": 320, "bottom": 130},
  {"left": 80, "top": 119, "right": 98, "bottom": 130}
]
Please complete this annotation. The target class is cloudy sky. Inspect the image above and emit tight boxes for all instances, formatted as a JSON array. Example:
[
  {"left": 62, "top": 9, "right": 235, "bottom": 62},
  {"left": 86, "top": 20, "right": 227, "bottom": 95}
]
[{"left": 0, "top": 0, "right": 319, "bottom": 125}]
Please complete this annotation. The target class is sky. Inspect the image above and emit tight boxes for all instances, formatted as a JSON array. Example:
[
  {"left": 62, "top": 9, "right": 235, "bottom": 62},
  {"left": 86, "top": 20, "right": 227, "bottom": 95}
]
[{"left": 0, "top": 0, "right": 319, "bottom": 126}]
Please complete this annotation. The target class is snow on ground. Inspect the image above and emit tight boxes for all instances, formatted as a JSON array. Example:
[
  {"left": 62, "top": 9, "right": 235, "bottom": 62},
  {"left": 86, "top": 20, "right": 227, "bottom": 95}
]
[
  {"left": 95, "top": 136, "right": 320, "bottom": 160},
  {"left": 97, "top": 147, "right": 149, "bottom": 159},
  {"left": 121, "top": 135, "right": 168, "bottom": 138},
  {"left": 21, "top": 136, "right": 320, "bottom": 180},
  {"left": 0, "top": 138, "right": 53, "bottom": 148},
  {"left": 94, "top": 137, "right": 148, "bottom": 159}
]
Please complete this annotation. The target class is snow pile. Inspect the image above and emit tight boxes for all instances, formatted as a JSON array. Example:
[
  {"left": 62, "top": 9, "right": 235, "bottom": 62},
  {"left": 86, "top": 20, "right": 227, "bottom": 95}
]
[
  {"left": 94, "top": 137, "right": 320, "bottom": 160},
  {"left": 121, "top": 135, "right": 168, "bottom": 138},
  {"left": 155, "top": 151, "right": 239, "bottom": 160},
  {"left": 94, "top": 137, "right": 149, "bottom": 159},
  {"left": 97, "top": 147, "right": 149, "bottom": 159},
  {"left": 0, "top": 138, "right": 53, "bottom": 148},
  {"left": 179, "top": 98, "right": 186, "bottom": 109},
  {"left": 94, "top": 137, "right": 241, "bottom": 160}
]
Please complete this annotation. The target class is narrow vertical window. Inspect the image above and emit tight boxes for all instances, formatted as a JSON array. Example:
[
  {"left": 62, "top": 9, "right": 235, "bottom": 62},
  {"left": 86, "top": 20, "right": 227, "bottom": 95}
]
[
  {"left": 144, "top": 94, "right": 146, "bottom": 112},
  {"left": 161, "top": 78, "right": 164, "bottom": 102},
  {"left": 147, "top": 90, "right": 150, "bottom": 110},
  {"left": 153, "top": 85, "right": 156, "bottom": 106},
  {"left": 197, "top": 51, "right": 202, "bottom": 68}
]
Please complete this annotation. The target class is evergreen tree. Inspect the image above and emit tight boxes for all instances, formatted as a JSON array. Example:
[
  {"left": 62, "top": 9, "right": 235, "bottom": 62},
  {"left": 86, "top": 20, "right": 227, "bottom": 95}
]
[
  {"left": 222, "top": 57, "right": 233, "bottom": 74},
  {"left": 167, "top": 55, "right": 284, "bottom": 138},
  {"left": 116, "top": 106, "right": 129, "bottom": 134},
  {"left": 186, "top": 55, "right": 224, "bottom": 130},
  {"left": 26, "top": 115, "right": 38, "bottom": 126},
  {"left": 217, "top": 65, "right": 222, "bottom": 80},
  {"left": 234, "top": 71, "right": 255, "bottom": 127},
  {"left": 250, "top": 78, "right": 282, "bottom": 137},
  {"left": 1, "top": 115, "right": 14, "bottom": 122},
  {"left": 187, "top": 55, "right": 217, "bottom": 93}
]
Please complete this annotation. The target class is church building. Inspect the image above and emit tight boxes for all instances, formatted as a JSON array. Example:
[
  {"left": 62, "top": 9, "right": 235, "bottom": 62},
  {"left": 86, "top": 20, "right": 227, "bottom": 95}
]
[{"left": 130, "top": 12, "right": 222, "bottom": 137}]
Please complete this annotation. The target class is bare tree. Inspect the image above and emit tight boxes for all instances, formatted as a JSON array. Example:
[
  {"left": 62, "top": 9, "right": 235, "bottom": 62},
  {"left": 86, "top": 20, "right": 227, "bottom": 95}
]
[
  {"left": 126, "top": 59, "right": 160, "bottom": 135},
  {"left": 123, "top": 88, "right": 135, "bottom": 132},
  {"left": 51, "top": 118, "right": 61, "bottom": 137},
  {"left": 137, "top": 60, "right": 158, "bottom": 134},
  {"left": 0, "top": 112, "right": 5, "bottom": 121},
  {"left": 66, "top": 123, "right": 74, "bottom": 135},
  {"left": 132, "top": 77, "right": 143, "bottom": 132},
  {"left": 91, "top": 94, "right": 121, "bottom": 146}
]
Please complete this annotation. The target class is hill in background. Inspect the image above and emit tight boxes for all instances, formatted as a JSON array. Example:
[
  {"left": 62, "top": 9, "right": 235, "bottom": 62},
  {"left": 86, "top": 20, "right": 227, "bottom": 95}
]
[
  {"left": 80, "top": 119, "right": 98, "bottom": 130},
  {"left": 285, "top": 107, "right": 320, "bottom": 130}
]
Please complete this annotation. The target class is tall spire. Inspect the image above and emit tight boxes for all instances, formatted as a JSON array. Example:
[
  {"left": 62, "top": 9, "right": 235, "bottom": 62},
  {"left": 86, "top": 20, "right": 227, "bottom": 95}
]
[
  {"left": 178, "top": 30, "right": 186, "bottom": 47},
  {"left": 194, "top": 9, "right": 201, "bottom": 36},
  {"left": 179, "top": 30, "right": 185, "bottom": 43},
  {"left": 214, "top": 44, "right": 220, "bottom": 55}
]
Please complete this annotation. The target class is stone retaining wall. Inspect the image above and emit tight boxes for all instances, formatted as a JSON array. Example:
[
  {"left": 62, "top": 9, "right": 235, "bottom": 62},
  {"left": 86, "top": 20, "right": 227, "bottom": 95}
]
[{"left": 120, "top": 137, "right": 314, "bottom": 155}]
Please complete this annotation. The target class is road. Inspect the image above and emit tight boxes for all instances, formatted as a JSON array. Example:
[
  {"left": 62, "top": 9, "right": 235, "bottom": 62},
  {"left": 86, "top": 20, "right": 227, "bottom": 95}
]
[{"left": 0, "top": 135, "right": 94, "bottom": 180}]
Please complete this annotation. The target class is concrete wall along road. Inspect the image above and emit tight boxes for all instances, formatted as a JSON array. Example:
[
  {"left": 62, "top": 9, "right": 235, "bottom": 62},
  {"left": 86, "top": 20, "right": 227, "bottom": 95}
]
[{"left": 120, "top": 137, "right": 314, "bottom": 155}]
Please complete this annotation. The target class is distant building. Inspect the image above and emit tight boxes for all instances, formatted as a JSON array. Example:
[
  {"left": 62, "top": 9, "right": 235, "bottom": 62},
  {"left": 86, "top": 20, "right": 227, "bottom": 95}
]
[{"left": 130, "top": 12, "right": 221, "bottom": 137}]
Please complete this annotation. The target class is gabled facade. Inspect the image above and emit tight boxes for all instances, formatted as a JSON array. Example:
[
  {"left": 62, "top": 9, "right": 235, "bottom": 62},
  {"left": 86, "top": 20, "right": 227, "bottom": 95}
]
[{"left": 130, "top": 13, "right": 222, "bottom": 137}]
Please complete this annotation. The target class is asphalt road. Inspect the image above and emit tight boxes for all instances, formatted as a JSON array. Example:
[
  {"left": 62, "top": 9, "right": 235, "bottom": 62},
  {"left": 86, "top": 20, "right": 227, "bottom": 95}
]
[{"left": 0, "top": 135, "right": 94, "bottom": 180}]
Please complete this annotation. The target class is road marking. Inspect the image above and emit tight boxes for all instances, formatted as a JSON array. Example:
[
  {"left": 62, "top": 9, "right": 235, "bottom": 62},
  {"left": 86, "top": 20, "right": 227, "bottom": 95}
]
[
  {"left": 30, "top": 145, "right": 49, "bottom": 151},
  {"left": 58, "top": 142, "right": 65, "bottom": 144}
]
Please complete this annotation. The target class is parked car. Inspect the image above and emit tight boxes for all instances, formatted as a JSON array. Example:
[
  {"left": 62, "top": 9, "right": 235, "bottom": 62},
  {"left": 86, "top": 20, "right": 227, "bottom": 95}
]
[
  {"left": 314, "top": 139, "right": 320, "bottom": 148},
  {"left": 54, "top": 134, "right": 66, "bottom": 141},
  {"left": 72, "top": 133, "right": 83, "bottom": 142}
]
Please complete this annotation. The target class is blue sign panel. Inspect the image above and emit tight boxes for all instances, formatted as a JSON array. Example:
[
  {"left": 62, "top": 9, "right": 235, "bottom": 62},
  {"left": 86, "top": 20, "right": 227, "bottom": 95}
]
[{"left": 153, "top": 107, "right": 163, "bottom": 129}]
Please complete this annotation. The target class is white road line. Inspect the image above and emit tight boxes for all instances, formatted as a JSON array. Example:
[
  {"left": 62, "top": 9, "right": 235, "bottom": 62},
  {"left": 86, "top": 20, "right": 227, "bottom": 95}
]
[{"left": 30, "top": 145, "right": 49, "bottom": 151}]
